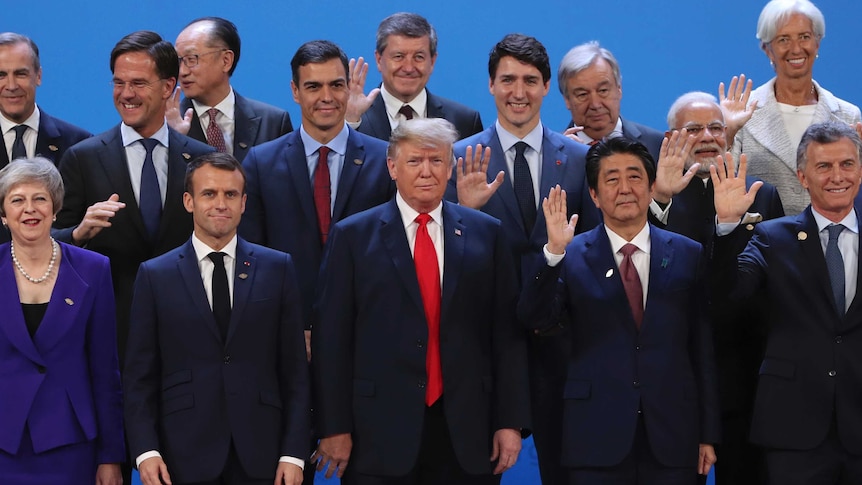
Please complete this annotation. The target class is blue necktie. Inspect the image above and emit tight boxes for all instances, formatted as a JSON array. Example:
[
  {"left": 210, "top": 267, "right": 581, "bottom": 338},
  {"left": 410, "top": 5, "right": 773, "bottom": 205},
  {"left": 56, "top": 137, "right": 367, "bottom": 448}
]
[
  {"left": 513, "top": 141, "right": 536, "bottom": 235},
  {"left": 825, "top": 224, "right": 845, "bottom": 314},
  {"left": 139, "top": 138, "right": 162, "bottom": 240},
  {"left": 11, "top": 125, "right": 27, "bottom": 162}
]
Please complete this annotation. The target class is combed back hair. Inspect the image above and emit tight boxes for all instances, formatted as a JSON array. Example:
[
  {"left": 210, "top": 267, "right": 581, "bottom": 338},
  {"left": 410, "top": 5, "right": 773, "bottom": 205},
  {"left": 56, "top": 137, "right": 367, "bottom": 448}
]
[
  {"left": 184, "top": 151, "right": 246, "bottom": 193},
  {"left": 666, "top": 91, "right": 720, "bottom": 129},
  {"left": 488, "top": 33, "right": 551, "bottom": 83},
  {"left": 290, "top": 40, "right": 349, "bottom": 85},
  {"left": 110, "top": 30, "right": 179, "bottom": 80},
  {"left": 0, "top": 33, "right": 40, "bottom": 71},
  {"left": 387, "top": 118, "right": 458, "bottom": 163},
  {"left": 757, "top": 0, "right": 825, "bottom": 45},
  {"left": 0, "top": 157, "right": 64, "bottom": 216},
  {"left": 184, "top": 17, "right": 241, "bottom": 76},
  {"left": 557, "top": 41, "right": 621, "bottom": 95},
  {"left": 796, "top": 122, "right": 862, "bottom": 171},
  {"left": 376, "top": 12, "right": 437, "bottom": 57},
  {"left": 586, "top": 137, "right": 656, "bottom": 191}
]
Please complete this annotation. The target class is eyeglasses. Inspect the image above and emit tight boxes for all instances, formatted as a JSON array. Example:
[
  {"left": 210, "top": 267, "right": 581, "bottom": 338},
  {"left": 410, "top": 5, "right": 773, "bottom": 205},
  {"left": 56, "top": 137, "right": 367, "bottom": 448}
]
[
  {"left": 111, "top": 79, "right": 161, "bottom": 92},
  {"left": 178, "top": 49, "right": 228, "bottom": 68},
  {"left": 681, "top": 123, "right": 725, "bottom": 137},
  {"left": 771, "top": 33, "right": 817, "bottom": 49}
]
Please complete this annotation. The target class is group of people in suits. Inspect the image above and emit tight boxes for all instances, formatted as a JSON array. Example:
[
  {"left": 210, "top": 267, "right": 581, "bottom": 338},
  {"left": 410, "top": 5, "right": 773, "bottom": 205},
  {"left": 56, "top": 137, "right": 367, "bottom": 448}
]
[{"left": 2, "top": 0, "right": 862, "bottom": 484}]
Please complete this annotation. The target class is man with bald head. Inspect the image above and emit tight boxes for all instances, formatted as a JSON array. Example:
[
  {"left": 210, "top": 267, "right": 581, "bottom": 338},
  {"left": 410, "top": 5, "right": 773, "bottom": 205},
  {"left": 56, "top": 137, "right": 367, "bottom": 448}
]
[{"left": 168, "top": 17, "right": 293, "bottom": 161}]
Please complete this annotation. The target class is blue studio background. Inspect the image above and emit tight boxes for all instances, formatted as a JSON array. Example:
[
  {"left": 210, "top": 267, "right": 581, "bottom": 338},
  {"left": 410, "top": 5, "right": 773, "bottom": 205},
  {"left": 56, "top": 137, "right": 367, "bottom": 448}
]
[{"left": 5, "top": 0, "right": 861, "bottom": 483}]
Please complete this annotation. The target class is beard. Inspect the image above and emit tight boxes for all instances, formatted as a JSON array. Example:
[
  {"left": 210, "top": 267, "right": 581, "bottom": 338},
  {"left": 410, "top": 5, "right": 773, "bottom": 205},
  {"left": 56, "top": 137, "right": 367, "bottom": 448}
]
[{"left": 685, "top": 143, "right": 724, "bottom": 176}]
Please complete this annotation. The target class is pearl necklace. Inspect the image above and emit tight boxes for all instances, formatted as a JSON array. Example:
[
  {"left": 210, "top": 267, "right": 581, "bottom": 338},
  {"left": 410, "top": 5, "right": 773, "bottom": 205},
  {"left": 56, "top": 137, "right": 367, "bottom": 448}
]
[{"left": 11, "top": 238, "right": 58, "bottom": 284}]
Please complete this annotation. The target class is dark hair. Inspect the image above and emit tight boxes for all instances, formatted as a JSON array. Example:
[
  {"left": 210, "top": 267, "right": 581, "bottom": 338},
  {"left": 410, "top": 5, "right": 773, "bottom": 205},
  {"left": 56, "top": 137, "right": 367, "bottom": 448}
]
[
  {"left": 488, "top": 33, "right": 550, "bottom": 83},
  {"left": 184, "top": 152, "right": 246, "bottom": 193},
  {"left": 290, "top": 40, "right": 349, "bottom": 85},
  {"left": 376, "top": 12, "right": 437, "bottom": 57},
  {"left": 184, "top": 17, "right": 241, "bottom": 76},
  {"left": 797, "top": 121, "right": 862, "bottom": 170},
  {"left": 0, "top": 32, "right": 40, "bottom": 71},
  {"left": 110, "top": 31, "right": 178, "bottom": 80},
  {"left": 586, "top": 137, "right": 656, "bottom": 191}
]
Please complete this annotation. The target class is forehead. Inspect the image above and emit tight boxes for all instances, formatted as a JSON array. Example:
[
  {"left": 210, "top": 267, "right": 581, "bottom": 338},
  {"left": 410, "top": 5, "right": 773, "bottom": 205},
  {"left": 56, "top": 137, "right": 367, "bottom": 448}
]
[
  {"left": 600, "top": 152, "right": 646, "bottom": 174},
  {"left": 677, "top": 102, "right": 723, "bottom": 125},
  {"left": 297, "top": 58, "right": 346, "bottom": 83},
  {"left": 176, "top": 23, "right": 213, "bottom": 51},
  {"left": 567, "top": 58, "right": 616, "bottom": 88},
  {"left": 113, "top": 51, "right": 158, "bottom": 78},
  {"left": 395, "top": 139, "right": 450, "bottom": 158},
  {"left": 383, "top": 34, "right": 431, "bottom": 53},
  {"left": 494, "top": 56, "right": 542, "bottom": 79},
  {"left": 7, "top": 180, "right": 49, "bottom": 194},
  {"left": 776, "top": 13, "right": 815, "bottom": 35},
  {"left": 192, "top": 164, "right": 244, "bottom": 188},
  {"left": 805, "top": 138, "right": 860, "bottom": 163},
  {"left": 0, "top": 42, "right": 36, "bottom": 68}
]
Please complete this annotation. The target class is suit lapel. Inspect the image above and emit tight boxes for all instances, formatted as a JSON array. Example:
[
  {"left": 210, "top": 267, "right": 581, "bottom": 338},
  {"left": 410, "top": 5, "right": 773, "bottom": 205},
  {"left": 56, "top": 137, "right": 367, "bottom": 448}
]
[
  {"left": 233, "top": 94, "right": 259, "bottom": 161},
  {"left": 747, "top": 79, "right": 796, "bottom": 172},
  {"left": 426, "top": 91, "right": 446, "bottom": 119},
  {"left": 98, "top": 126, "right": 148, "bottom": 239},
  {"left": 160, "top": 130, "right": 193, "bottom": 242},
  {"left": 620, "top": 117, "right": 642, "bottom": 143},
  {"left": 643, "top": 228, "right": 674, "bottom": 331},
  {"left": 226, "top": 239, "right": 255, "bottom": 344},
  {"left": 0, "top": 250, "right": 44, "bottom": 365},
  {"left": 365, "top": 95, "right": 392, "bottom": 140},
  {"left": 796, "top": 209, "right": 837, "bottom": 320},
  {"left": 284, "top": 133, "right": 319, "bottom": 228},
  {"left": 182, "top": 98, "right": 207, "bottom": 143},
  {"left": 177, "top": 240, "right": 223, "bottom": 343},
  {"left": 440, "top": 202, "right": 464, "bottom": 325},
  {"left": 333, "top": 129, "right": 365, "bottom": 221},
  {"left": 840, "top": 209, "right": 862, "bottom": 328},
  {"left": 33, "top": 245, "right": 89, "bottom": 352},
  {"left": 484, "top": 129, "right": 524, "bottom": 234},
  {"left": 380, "top": 200, "right": 425, "bottom": 312},
  {"left": 35, "top": 112, "right": 63, "bottom": 164},
  {"left": 583, "top": 227, "right": 636, "bottom": 335},
  {"left": 531, "top": 127, "right": 568, "bottom": 243}
]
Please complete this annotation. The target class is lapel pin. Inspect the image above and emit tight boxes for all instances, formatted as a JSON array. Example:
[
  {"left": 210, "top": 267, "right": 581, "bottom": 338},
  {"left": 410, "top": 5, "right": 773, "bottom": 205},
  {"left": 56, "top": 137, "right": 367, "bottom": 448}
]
[
  {"left": 238, "top": 142, "right": 248, "bottom": 149},
  {"left": 65, "top": 298, "right": 74, "bottom": 306},
  {"left": 605, "top": 268, "right": 613, "bottom": 278},
  {"left": 661, "top": 257, "right": 669, "bottom": 268},
  {"left": 243, "top": 261, "right": 250, "bottom": 266},
  {"left": 353, "top": 159, "right": 363, "bottom": 165},
  {"left": 238, "top": 273, "right": 248, "bottom": 280},
  {"left": 556, "top": 160, "right": 561, "bottom": 166},
  {"left": 797, "top": 231, "right": 807, "bottom": 241},
  {"left": 182, "top": 152, "right": 191, "bottom": 160},
  {"left": 454, "top": 228, "right": 462, "bottom": 236},
  {"left": 746, "top": 224, "right": 755, "bottom": 231},
  {"left": 48, "top": 145, "right": 59, "bottom": 152}
]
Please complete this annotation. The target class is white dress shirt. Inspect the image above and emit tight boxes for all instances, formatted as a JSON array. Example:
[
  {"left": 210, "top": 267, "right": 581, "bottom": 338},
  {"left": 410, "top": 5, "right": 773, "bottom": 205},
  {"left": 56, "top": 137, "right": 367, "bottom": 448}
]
[
  {"left": 0, "top": 106, "right": 40, "bottom": 161},
  {"left": 495, "top": 120, "right": 544, "bottom": 206},
  {"left": 120, "top": 122, "right": 170, "bottom": 206},
  {"left": 573, "top": 117, "right": 623, "bottom": 145},
  {"left": 191, "top": 88, "right": 236, "bottom": 155}
]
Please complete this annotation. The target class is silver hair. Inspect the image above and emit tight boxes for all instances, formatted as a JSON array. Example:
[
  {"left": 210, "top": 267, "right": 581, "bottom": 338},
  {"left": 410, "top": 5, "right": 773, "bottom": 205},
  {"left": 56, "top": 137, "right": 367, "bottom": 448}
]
[
  {"left": 376, "top": 12, "right": 437, "bottom": 57},
  {"left": 0, "top": 157, "right": 64, "bottom": 217},
  {"left": 666, "top": 91, "right": 720, "bottom": 129},
  {"left": 0, "top": 32, "right": 40, "bottom": 71},
  {"left": 557, "top": 41, "right": 621, "bottom": 96},
  {"left": 757, "top": 0, "right": 825, "bottom": 45},
  {"left": 796, "top": 122, "right": 862, "bottom": 171},
  {"left": 387, "top": 118, "right": 458, "bottom": 163}
]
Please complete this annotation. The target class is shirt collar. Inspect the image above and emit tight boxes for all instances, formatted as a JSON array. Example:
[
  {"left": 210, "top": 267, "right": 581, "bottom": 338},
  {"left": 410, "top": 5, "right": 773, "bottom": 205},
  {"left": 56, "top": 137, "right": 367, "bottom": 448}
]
[
  {"left": 495, "top": 120, "right": 544, "bottom": 154},
  {"left": 0, "top": 105, "right": 40, "bottom": 134},
  {"left": 191, "top": 87, "right": 236, "bottom": 121},
  {"left": 395, "top": 191, "right": 443, "bottom": 229},
  {"left": 191, "top": 232, "right": 238, "bottom": 262},
  {"left": 299, "top": 123, "right": 349, "bottom": 157},
  {"left": 120, "top": 121, "right": 170, "bottom": 148},
  {"left": 381, "top": 84, "right": 428, "bottom": 119},
  {"left": 812, "top": 207, "right": 859, "bottom": 234},
  {"left": 604, "top": 222, "right": 651, "bottom": 255},
  {"left": 575, "top": 117, "right": 623, "bottom": 145}
]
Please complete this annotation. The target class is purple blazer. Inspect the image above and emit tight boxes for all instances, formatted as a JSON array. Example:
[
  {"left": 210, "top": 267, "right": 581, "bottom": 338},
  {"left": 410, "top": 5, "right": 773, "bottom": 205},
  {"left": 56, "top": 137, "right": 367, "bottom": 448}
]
[{"left": 0, "top": 242, "right": 124, "bottom": 463}]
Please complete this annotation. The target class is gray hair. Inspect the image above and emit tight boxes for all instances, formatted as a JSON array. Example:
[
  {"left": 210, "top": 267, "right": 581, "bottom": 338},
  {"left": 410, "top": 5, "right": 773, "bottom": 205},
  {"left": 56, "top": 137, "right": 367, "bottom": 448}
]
[
  {"left": 557, "top": 41, "right": 621, "bottom": 96},
  {"left": 0, "top": 32, "right": 40, "bottom": 71},
  {"left": 666, "top": 91, "right": 720, "bottom": 129},
  {"left": 757, "top": 0, "right": 825, "bottom": 45},
  {"left": 0, "top": 157, "right": 64, "bottom": 216},
  {"left": 376, "top": 12, "right": 437, "bottom": 57},
  {"left": 796, "top": 122, "right": 862, "bottom": 170},
  {"left": 387, "top": 118, "right": 458, "bottom": 163}
]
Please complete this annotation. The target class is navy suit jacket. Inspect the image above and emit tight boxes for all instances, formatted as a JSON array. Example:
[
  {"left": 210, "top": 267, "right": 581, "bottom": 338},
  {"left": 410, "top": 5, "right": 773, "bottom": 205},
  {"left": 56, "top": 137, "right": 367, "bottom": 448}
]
[
  {"left": 124, "top": 238, "right": 310, "bottom": 483},
  {"left": 713, "top": 206, "right": 862, "bottom": 453},
  {"left": 449, "top": 124, "right": 600, "bottom": 281},
  {"left": 182, "top": 92, "right": 293, "bottom": 162},
  {"left": 54, "top": 125, "right": 214, "bottom": 360},
  {"left": 313, "top": 199, "right": 530, "bottom": 476},
  {"left": 239, "top": 127, "right": 394, "bottom": 327},
  {"left": 566, "top": 116, "right": 664, "bottom": 163},
  {"left": 0, "top": 243, "right": 123, "bottom": 463},
  {"left": 519, "top": 224, "right": 720, "bottom": 468},
  {"left": 357, "top": 88, "right": 483, "bottom": 141}
]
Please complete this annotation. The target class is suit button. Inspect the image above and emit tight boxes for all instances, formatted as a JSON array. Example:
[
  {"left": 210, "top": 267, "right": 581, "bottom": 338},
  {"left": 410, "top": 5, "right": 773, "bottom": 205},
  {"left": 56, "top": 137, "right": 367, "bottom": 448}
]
[
  {"left": 828, "top": 370, "right": 837, "bottom": 377},
  {"left": 835, "top": 336, "right": 843, "bottom": 344},
  {"left": 633, "top": 381, "right": 640, "bottom": 387},
  {"left": 223, "top": 355, "right": 231, "bottom": 364},
  {"left": 635, "top": 346, "right": 640, "bottom": 351},
  {"left": 37, "top": 365, "right": 46, "bottom": 374},
  {"left": 418, "top": 381, "right": 426, "bottom": 389},
  {"left": 416, "top": 340, "right": 424, "bottom": 348}
]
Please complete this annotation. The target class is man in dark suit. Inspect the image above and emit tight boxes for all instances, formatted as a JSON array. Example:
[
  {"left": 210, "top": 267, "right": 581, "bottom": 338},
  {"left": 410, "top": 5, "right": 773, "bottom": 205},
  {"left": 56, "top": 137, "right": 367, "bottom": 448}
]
[
  {"left": 519, "top": 137, "right": 720, "bottom": 483},
  {"left": 345, "top": 12, "right": 483, "bottom": 141},
  {"left": 312, "top": 118, "right": 529, "bottom": 485},
  {"left": 53, "top": 31, "right": 213, "bottom": 364},
  {"left": 712, "top": 121, "right": 862, "bottom": 484},
  {"left": 168, "top": 17, "right": 293, "bottom": 161},
  {"left": 558, "top": 42, "right": 664, "bottom": 161},
  {"left": 124, "top": 152, "right": 309, "bottom": 485},
  {"left": 448, "top": 33, "right": 599, "bottom": 485}
]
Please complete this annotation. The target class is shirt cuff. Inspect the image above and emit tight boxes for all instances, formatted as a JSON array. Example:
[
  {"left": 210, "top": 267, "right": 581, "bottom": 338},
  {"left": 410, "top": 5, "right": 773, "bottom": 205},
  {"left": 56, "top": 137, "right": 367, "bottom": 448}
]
[
  {"left": 279, "top": 456, "right": 305, "bottom": 471},
  {"left": 136, "top": 450, "right": 161, "bottom": 468},
  {"left": 649, "top": 198, "right": 672, "bottom": 224},
  {"left": 346, "top": 119, "right": 361, "bottom": 130},
  {"left": 543, "top": 244, "right": 565, "bottom": 267}
]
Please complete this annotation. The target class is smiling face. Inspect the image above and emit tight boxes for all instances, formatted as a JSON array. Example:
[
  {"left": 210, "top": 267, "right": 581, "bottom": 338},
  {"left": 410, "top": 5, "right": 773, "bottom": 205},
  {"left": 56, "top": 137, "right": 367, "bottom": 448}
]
[
  {"left": 175, "top": 22, "right": 233, "bottom": 107},
  {"left": 797, "top": 138, "right": 862, "bottom": 222},
  {"left": 562, "top": 58, "right": 621, "bottom": 140},
  {"left": 2, "top": 181, "right": 54, "bottom": 244},
  {"left": 590, "top": 152, "right": 653, "bottom": 236},
  {"left": 375, "top": 34, "right": 436, "bottom": 103},
  {"left": 183, "top": 163, "right": 246, "bottom": 250},
  {"left": 489, "top": 56, "right": 549, "bottom": 139},
  {"left": 0, "top": 42, "right": 41, "bottom": 123},
  {"left": 291, "top": 58, "right": 349, "bottom": 144},
  {"left": 765, "top": 13, "right": 820, "bottom": 81},
  {"left": 673, "top": 102, "right": 727, "bottom": 177},
  {"left": 112, "top": 51, "right": 174, "bottom": 138},
  {"left": 387, "top": 139, "right": 452, "bottom": 213}
]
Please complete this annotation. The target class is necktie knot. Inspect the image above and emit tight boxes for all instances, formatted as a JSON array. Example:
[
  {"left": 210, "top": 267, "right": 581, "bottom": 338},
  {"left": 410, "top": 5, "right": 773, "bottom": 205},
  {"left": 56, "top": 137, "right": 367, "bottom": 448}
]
[
  {"left": 318, "top": 145, "right": 331, "bottom": 162},
  {"left": 10, "top": 125, "right": 28, "bottom": 162},
  {"left": 205, "top": 108, "right": 227, "bottom": 152},
  {"left": 415, "top": 213, "right": 432, "bottom": 226},
  {"left": 140, "top": 138, "right": 159, "bottom": 153},
  {"left": 398, "top": 105, "right": 414, "bottom": 120},
  {"left": 514, "top": 141, "right": 528, "bottom": 157},
  {"left": 827, "top": 224, "right": 845, "bottom": 242},
  {"left": 208, "top": 251, "right": 227, "bottom": 266},
  {"left": 207, "top": 108, "right": 220, "bottom": 121},
  {"left": 620, "top": 243, "right": 639, "bottom": 257},
  {"left": 12, "top": 125, "right": 27, "bottom": 137}
]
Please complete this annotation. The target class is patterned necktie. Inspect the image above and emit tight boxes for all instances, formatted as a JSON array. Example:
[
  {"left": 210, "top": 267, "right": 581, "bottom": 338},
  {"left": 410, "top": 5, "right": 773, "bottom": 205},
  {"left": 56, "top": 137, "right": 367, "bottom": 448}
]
[
  {"left": 414, "top": 213, "right": 442, "bottom": 405},
  {"left": 825, "top": 224, "right": 846, "bottom": 314},
  {"left": 513, "top": 141, "right": 537, "bottom": 235},
  {"left": 208, "top": 252, "right": 231, "bottom": 341},
  {"left": 398, "top": 105, "right": 414, "bottom": 120},
  {"left": 139, "top": 138, "right": 162, "bottom": 240},
  {"left": 206, "top": 108, "right": 227, "bottom": 153},
  {"left": 620, "top": 243, "right": 644, "bottom": 329},
  {"left": 313, "top": 146, "right": 332, "bottom": 245},
  {"left": 11, "top": 125, "right": 27, "bottom": 162}
]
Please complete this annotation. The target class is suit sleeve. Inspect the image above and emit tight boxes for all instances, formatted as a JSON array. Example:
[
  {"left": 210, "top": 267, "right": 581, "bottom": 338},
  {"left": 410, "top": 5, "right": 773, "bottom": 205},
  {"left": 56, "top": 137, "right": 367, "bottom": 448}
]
[
  {"left": 277, "top": 254, "right": 311, "bottom": 457},
  {"left": 689, "top": 249, "right": 721, "bottom": 444},
  {"left": 712, "top": 224, "right": 770, "bottom": 305},
  {"left": 53, "top": 146, "right": 86, "bottom": 243},
  {"left": 238, "top": 148, "right": 267, "bottom": 245},
  {"left": 517, "top": 251, "right": 566, "bottom": 332},
  {"left": 87, "top": 255, "right": 125, "bottom": 463},
  {"left": 469, "top": 112, "right": 483, "bottom": 138}
]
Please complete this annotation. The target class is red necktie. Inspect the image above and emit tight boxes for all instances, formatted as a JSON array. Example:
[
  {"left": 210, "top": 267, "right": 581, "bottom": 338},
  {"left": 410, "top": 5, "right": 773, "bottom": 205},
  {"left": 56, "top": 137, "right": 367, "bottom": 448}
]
[
  {"left": 414, "top": 213, "right": 442, "bottom": 405},
  {"left": 619, "top": 243, "right": 643, "bottom": 329},
  {"left": 313, "top": 146, "right": 331, "bottom": 245},
  {"left": 206, "top": 108, "right": 227, "bottom": 153}
]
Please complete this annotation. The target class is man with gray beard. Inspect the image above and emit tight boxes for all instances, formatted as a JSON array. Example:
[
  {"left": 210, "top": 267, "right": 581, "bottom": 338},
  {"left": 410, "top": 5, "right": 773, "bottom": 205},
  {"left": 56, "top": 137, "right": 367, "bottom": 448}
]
[{"left": 650, "top": 91, "right": 784, "bottom": 485}]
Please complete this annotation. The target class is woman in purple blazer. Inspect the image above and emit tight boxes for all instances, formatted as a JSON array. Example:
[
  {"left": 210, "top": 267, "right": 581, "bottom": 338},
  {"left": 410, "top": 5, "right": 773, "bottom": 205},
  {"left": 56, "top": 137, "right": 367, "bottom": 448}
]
[{"left": 0, "top": 158, "right": 123, "bottom": 484}]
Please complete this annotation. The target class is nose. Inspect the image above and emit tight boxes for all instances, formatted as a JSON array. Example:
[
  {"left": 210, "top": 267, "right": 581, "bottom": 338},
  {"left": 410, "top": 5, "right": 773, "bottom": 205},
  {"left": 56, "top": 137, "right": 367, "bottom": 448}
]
[
  {"left": 619, "top": 177, "right": 632, "bottom": 194},
  {"left": 179, "top": 61, "right": 191, "bottom": 77},
  {"left": 3, "top": 74, "right": 18, "bottom": 91},
  {"left": 512, "top": 80, "right": 526, "bottom": 99},
  {"left": 418, "top": 159, "right": 433, "bottom": 177},
  {"left": 830, "top": 164, "right": 845, "bottom": 183}
]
